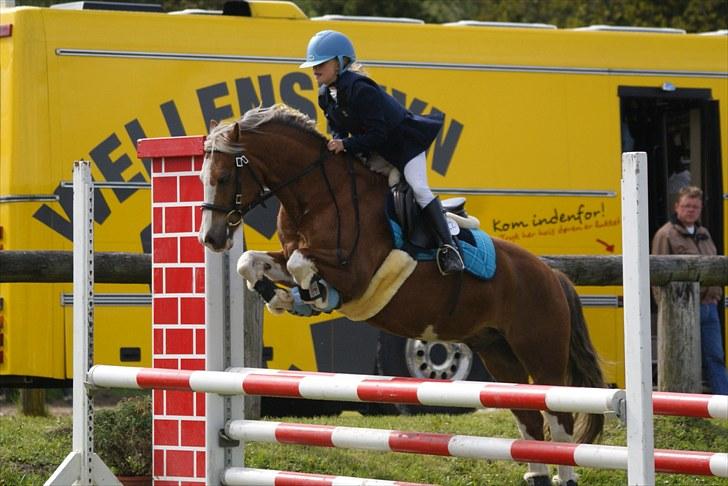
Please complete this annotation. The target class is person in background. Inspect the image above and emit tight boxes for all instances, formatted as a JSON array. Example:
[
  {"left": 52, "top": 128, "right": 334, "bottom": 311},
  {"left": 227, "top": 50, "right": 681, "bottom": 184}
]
[
  {"left": 299, "top": 30, "right": 464, "bottom": 275},
  {"left": 651, "top": 185, "right": 728, "bottom": 394}
]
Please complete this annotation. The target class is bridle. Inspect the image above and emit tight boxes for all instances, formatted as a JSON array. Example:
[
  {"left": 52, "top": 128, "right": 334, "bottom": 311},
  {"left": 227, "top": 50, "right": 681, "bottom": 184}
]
[
  {"left": 200, "top": 140, "right": 361, "bottom": 265},
  {"left": 200, "top": 141, "right": 330, "bottom": 225}
]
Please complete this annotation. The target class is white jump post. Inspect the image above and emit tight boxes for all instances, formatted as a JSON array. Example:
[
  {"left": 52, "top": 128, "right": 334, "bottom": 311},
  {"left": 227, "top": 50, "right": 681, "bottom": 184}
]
[
  {"left": 45, "top": 161, "right": 120, "bottom": 485},
  {"left": 621, "top": 152, "right": 655, "bottom": 485}
]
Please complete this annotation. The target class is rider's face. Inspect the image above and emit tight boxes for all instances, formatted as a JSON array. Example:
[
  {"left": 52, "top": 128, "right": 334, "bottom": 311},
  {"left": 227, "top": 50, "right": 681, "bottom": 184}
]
[{"left": 313, "top": 59, "right": 338, "bottom": 86}]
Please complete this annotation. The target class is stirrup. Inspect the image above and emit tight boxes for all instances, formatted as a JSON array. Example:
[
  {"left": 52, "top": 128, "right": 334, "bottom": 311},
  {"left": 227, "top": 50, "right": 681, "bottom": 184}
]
[{"left": 436, "top": 244, "right": 464, "bottom": 276}]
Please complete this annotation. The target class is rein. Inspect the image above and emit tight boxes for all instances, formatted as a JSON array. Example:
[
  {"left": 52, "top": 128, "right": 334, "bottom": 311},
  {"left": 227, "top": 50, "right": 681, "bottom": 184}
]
[
  {"left": 201, "top": 140, "right": 361, "bottom": 266},
  {"left": 200, "top": 144, "right": 328, "bottom": 224},
  {"left": 321, "top": 153, "right": 361, "bottom": 266}
]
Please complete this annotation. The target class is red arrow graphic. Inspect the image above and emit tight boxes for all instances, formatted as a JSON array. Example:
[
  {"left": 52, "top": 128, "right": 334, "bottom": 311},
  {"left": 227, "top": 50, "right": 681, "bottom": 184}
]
[{"left": 596, "top": 239, "right": 615, "bottom": 253}]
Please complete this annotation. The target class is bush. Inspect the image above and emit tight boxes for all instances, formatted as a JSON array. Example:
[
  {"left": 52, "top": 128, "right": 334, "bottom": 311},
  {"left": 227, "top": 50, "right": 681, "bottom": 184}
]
[{"left": 94, "top": 395, "right": 152, "bottom": 476}]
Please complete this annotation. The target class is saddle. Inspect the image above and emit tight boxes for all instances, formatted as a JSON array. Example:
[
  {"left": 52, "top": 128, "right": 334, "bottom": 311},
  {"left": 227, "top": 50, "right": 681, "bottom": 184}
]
[
  {"left": 387, "top": 182, "right": 495, "bottom": 280},
  {"left": 390, "top": 181, "right": 475, "bottom": 248}
]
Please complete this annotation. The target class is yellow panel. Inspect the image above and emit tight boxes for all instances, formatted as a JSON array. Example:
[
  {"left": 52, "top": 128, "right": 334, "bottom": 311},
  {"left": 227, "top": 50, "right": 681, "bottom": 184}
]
[
  {"left": 63, "top": 299, "right": 152, "bottom": 376},
  {"left": 0, "top": 284, "right": 66, "bottom": 379},
  {"left": 1, "top": 5, "right": 726, "bottom": 386}
]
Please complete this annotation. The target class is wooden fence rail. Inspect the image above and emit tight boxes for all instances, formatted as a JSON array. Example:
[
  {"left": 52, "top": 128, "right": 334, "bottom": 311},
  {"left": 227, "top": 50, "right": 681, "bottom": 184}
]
[
  {"left": 0, "top": 251, "right": 151, "bottom": 283},
  {"left": 1, "top": 251, "right": 726, "bottom": 286},
  {"left": 541, "top": 254, "right": 728, "bottom": 287}
]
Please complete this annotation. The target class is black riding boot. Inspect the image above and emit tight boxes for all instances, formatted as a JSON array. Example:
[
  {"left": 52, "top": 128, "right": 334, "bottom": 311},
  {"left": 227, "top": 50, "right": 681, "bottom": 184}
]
[{"left": 422, "top": 197, "right": 464, "bottom": 275}]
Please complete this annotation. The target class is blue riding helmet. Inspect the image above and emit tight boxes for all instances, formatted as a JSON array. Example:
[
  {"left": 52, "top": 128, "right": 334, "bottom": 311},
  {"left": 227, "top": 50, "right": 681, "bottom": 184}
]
[{"left": 299, "top": 30, "right": 356, "bottom": 74}]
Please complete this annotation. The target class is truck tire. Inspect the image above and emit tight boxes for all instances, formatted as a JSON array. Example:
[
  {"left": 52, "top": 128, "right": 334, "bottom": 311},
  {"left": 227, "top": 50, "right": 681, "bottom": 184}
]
[{"left": 365, "top": 331, "right": 492, "bottom": 415}]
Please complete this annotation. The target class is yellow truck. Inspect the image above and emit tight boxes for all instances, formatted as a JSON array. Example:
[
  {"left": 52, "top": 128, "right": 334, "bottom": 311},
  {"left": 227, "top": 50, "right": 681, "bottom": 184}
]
[{"left": 1, "top": 1, "right": 726, "bottom": 401}]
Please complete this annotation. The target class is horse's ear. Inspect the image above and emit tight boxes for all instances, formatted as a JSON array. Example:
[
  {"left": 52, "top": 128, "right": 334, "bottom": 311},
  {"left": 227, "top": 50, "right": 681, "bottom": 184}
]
[
  {"left": 227, "top": 122, "right": 240, "bottom": 142},
  {"left": 209, "top": 119, "right": 218, "bottom": 132}
]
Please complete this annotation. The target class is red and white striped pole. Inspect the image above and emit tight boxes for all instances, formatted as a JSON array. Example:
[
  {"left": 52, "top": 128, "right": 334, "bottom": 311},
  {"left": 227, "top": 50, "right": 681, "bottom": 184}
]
[
  {"left": 87, "top": 365, "right": 624, "bottom": 414},
  {"left": 226, "top": 420, "right": 728, "bottom": 478},
  {"left": 87, "top": 364, "right": 728, "bottom": 419},
  {"left": 652, "top": 391, "right": 728, "bottom": 419},
  {"left": 221, "top": 468, "right": 434, "bottom": 486}
]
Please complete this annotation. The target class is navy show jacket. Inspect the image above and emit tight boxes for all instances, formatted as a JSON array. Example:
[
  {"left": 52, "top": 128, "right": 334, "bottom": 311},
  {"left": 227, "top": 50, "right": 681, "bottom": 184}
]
[{"left": 318, "top": 70, "right": 444, "bottom": 170}]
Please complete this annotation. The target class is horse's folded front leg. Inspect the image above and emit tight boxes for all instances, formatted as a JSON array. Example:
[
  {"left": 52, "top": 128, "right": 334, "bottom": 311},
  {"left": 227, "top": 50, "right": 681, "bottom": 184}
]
[
  {"left": 259, "top": 278, "right": 295, "bottom": 315},
  {"left": 286, "top": 250, "right": 318, "bottom": 290},
  {"left": 291, "top": 277, "right": 340, "bottom": 313},
  {"left": 237, "top": 250, "right": 294, "bottom": 286},
  {"left": 237, "top": 250, "right": 296, "bottom": 314},
  {"left": 237, "top": 250, "right": 327, "bottom": 316},
  {"left": 250, "top": 277, "right": 322, "bottom": 316},
  {"left": 287, "top": 250, "right": 341, "bottom": 313}
]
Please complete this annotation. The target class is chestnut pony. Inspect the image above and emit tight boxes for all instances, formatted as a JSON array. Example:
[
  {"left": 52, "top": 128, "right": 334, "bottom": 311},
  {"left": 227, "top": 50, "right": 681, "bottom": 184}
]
[{"left": 199, "top": 104, "right": 604, "bottom": 486}]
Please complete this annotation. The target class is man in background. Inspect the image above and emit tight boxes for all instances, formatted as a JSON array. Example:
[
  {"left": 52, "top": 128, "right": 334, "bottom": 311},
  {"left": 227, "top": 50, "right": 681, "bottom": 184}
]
[{"left": 652, "top": 186, "right": 728, "bottom": 394}]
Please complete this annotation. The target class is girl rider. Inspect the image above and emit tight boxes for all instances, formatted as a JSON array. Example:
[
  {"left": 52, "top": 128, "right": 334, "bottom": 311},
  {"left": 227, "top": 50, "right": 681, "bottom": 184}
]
[{"left": 300, "top": 30, "right": 464, "bottom": 275}]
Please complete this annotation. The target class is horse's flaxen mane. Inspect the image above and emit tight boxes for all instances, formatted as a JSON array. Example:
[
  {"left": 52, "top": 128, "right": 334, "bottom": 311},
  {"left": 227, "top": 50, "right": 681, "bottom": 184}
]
[
  {"left": 205, "top": 104, "right": 324, "bottom": 154},
  {"left": 241, "top": 104, "right": 322, "bottom": 136}
]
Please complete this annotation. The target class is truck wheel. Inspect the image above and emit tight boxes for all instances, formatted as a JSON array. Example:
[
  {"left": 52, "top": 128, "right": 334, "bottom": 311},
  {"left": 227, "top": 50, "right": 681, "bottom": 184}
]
[
  {"left": 367, "top": 332, "right": 492, "bottom": 415},
  {"left": 403, "top": 337, "right": 475, "bottom": 380}
]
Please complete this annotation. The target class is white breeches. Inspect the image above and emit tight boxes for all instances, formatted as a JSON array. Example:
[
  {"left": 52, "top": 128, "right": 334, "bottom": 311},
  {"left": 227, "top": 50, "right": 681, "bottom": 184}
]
[{"left": 403, "top": 152, "right": 434, "bottom": 208}]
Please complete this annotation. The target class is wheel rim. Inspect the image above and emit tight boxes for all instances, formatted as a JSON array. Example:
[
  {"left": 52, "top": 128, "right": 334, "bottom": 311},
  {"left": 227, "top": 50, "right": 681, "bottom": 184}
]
[{"left": 403, "top": 339, "right": 473, "bottom": 380}]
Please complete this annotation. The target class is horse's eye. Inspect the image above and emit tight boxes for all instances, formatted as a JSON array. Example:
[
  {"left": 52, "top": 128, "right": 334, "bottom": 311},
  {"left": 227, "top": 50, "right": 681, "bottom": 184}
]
[{"left": 218, "top": 175, "right": 231, "bottom": 185}]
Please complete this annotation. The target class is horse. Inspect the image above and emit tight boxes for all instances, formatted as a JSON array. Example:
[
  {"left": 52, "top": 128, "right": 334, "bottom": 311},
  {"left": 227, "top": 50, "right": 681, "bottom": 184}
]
[{"left": 198, "top": 104, "right": 605, "bottom": 486}]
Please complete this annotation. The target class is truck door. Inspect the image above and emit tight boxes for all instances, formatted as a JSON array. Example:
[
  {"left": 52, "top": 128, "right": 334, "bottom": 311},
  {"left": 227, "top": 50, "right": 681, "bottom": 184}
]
[
  {"left": 619, "top": 87, "right": 723, "bottom": 252},
  {"left": 619, "top": 86, "right": 725, "bottom": 372}
]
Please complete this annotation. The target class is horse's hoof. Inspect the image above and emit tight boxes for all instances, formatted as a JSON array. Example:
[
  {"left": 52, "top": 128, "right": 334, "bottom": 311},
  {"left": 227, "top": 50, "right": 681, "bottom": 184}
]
[
  {"left": 552, "top": 477, "right": 578, "bottom": 486},
  {"left": 524, "top": 476, "right": 551, "bottom": 486}
]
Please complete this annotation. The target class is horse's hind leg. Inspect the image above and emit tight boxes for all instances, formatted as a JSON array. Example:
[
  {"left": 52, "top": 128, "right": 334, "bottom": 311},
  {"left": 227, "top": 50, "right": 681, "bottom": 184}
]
[
  {"left": 544, "top": 412, "right": 578, "bottom": 485},
  {"left": 471, "top": 337, "right": 552, "bottom": 485},
  {"left": 509, "top": 338, "right": 578, "bottom": 485},
  {"left": 511, "top": 317, "right": 578, "bottom": 485}
]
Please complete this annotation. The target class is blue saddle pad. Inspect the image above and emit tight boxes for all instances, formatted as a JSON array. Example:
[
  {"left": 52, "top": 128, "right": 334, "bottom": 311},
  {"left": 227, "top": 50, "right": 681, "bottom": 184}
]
[{"left": 386, "top": 216, "right": 497, "bottom": 280}]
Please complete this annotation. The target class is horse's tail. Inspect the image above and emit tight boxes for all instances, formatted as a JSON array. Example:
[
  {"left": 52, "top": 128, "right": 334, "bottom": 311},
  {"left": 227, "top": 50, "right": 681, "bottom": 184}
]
[{"left": 555, "top": 270, "right": 606, "bottom": 444}]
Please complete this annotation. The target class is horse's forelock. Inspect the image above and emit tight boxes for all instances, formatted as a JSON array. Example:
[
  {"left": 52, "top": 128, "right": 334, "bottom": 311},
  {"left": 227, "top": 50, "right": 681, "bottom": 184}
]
[{"left": 204, "top": 120, "right": 244, "bottom": 154}]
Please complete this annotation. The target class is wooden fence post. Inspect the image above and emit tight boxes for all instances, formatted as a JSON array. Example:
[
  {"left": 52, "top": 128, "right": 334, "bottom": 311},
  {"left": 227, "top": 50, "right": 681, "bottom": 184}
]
[
  {"left": 656, "top": 282, "right": 702, "bottom": 393},
  {"left": 243, "top": 286, "right": 263, "bottom": 420},
  {"left": 20, "top": 389, "right": 47, "bottom": 416}
]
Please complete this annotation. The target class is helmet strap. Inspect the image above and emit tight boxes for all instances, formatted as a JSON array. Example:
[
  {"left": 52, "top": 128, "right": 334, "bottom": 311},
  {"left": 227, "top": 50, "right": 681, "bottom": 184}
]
[{"left": 337, "top": 56, "right": 350, "bottom": 75}]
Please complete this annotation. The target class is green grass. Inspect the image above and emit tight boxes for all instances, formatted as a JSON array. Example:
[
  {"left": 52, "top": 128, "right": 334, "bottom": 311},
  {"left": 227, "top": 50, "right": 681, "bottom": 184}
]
[
  {"left": 0, "top": 415, "right": 73, "bottom": 486},
  {"left": 2, "top": 409, "right": 727, "bottom": 485}
]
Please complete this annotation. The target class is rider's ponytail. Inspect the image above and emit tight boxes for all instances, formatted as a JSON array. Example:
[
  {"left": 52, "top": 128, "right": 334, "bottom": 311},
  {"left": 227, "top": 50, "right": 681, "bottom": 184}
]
[{"left": 346, "top": 59, "right": 368, "bottom": 77}]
